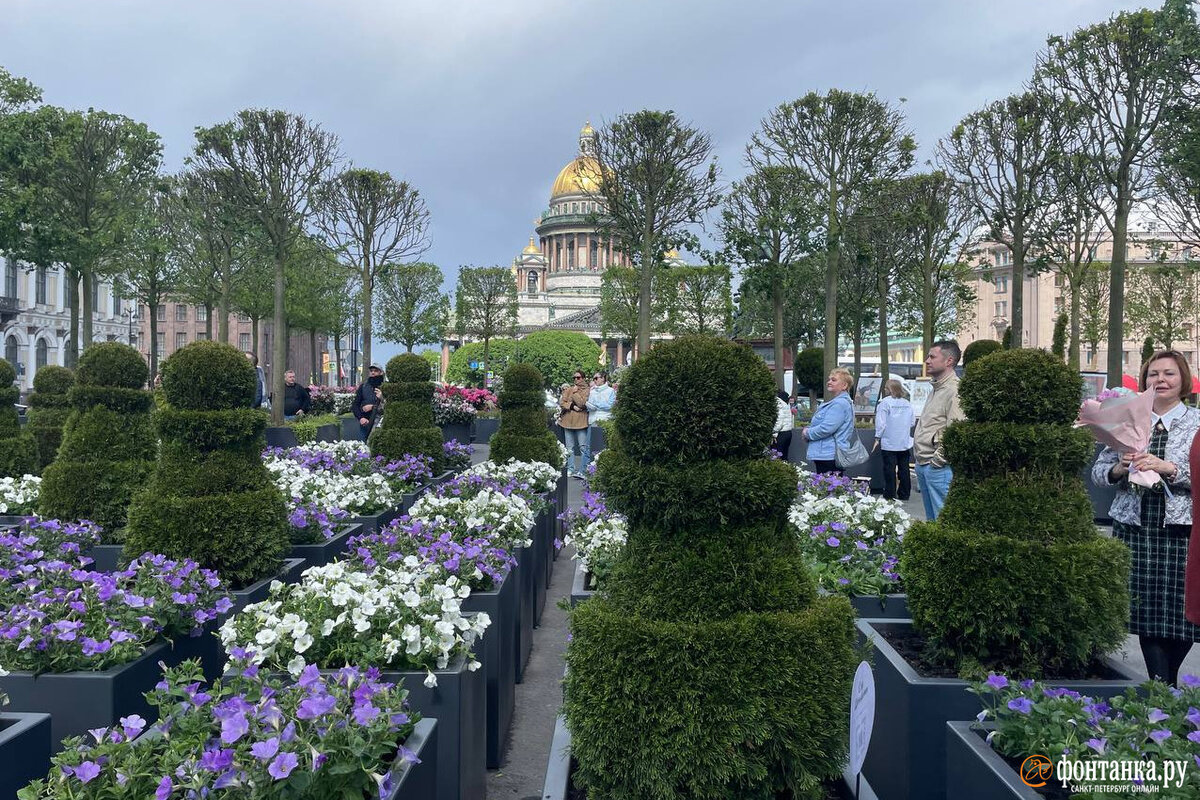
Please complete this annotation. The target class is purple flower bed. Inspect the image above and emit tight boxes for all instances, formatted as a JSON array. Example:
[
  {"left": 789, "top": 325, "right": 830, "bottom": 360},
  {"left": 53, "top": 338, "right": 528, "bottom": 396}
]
[
  {"left": 263, "top": 445, "right": 433, "bottom": 484},
  {"left": 442, "top": 440, "right": 474, "bottom": 472},
  {"left": 286, "top": 501, "right": 350, "bottom": 545},
  {"left": 345, "top": 517, "right": 515, "bottom": 593}
]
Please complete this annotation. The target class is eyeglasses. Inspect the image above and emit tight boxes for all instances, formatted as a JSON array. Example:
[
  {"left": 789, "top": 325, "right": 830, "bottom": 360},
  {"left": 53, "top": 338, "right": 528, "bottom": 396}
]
[
  {"left": 592, "top": 375, "right": 601, "bottom": 380},
  {"left": 574, "top": 375, "right": 584, "bottom": 380}
]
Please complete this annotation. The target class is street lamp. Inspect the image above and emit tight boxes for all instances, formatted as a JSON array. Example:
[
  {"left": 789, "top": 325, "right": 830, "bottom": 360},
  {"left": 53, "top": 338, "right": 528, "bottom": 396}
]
[{"left": 126, "top": 306, "right": 138, "bottom": 350}]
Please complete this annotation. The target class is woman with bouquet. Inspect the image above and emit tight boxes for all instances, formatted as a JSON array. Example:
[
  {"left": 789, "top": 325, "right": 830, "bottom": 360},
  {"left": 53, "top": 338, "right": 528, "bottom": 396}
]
[{"left": 1092, "top": 350, "right": 1200, "bottom": 684}]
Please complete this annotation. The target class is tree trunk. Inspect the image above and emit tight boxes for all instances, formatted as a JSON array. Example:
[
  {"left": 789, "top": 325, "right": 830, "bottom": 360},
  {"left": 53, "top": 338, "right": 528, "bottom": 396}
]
[
  {"left": 334, "top": 334, "right": 342, "bottom": 387},
  {"left": 483, "top": 336, "right": 491, "bottom": 390},
  {"left": 878, "top": 267, "right": 890, "bottom": 382},
  {"left": 360, "top": 265, "right": 373, "bottom": 378},
  {"left": 149, "top": 303, "right": 159, "bottom": 378},
  {"left": 923, "top": 261, "right": 935, "bottom": 357},
  {"left": 822, "top": 241, "right": 839, "bottom": 384},
  {"left": 272, "top": 251, "right": 287, "bottom": 425},
  {"left": 772, "top": 271, "right": 784, "bottom": 394},
  {"left": 219, "top": 277, "right": 231, "bottom": 344},
  {"left": 66, "top": 273, "right": 79, "bottom": 369},
  {"left": 252, "top": 316, "right": 260, "bottom": 360},
  {"left": 81, "top": 271, "right": 94, "bottom": 351},
  {"left": 310, "top": 329, "right": 319, "bottom": 385},
  {"left": 205, "top": 303, "right": 214, "bottom": 339},
  {"left": 637, "top": 239, "right": 654, "bottom": 359},
  {"left": 853, "top": 318, "right": 863, "bottom": 397},
  {"left": 1069, "top": 284, "right": 1082, "bottom": 373},
  {"left": 1107, "top": 194, "right": 1130, "bottom": 385}
]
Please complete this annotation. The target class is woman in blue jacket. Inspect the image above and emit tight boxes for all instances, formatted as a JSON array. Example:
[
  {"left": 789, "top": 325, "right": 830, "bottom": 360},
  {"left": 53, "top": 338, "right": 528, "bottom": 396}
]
[{"left": 801, "top": 368, "right": 856, "bottom": 474}]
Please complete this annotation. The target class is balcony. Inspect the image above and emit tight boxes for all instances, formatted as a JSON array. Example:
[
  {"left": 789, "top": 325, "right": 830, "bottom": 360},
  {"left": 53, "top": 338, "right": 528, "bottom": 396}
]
[{"left": 0, "top": 295, "right": 20, "bottom": 324}]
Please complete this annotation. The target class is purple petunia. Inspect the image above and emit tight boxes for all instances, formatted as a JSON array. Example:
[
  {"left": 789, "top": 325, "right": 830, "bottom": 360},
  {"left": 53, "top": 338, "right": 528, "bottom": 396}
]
[
  {"left": 1007, "top": 697, "right": 1033, "bottom": 714},
  {"left": 251, "top": 736, "right": 281, "bottom": 761},
  {"left": 73, "top": 761, "right": 101, "bottom": 783},
  {"left": 268, "top": 751, "right": 299, "bottom": 780},
  {"left": 984, "top": 673, "right": 1008, "bottom": 691}
]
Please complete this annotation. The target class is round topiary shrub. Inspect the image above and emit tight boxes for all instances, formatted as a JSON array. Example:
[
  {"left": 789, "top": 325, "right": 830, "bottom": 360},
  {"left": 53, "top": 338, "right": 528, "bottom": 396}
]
[
  {"left": 901, "top": 347, "right": 1128, "bottom": 676},
  {"left": 368, "top": 353, "right": 444, "bottom": 473},
  {"left": 39, "top": 344, "right": 156, "bottom": 535},
  {"left": 0, "top": 358, "right": 38, "bottom": 478},
  {"left": 124, "top": 341, "right": 288, "bottom": 588},
  {"left": 489, "top": 362, "right": 562, "bottom": 468},
  {"left": 962, "top": 339, "right": 1002, "bottom": 366},
  {"left": 567, "top": 336, "right": 856, "bottom": 800},
  {"left": 26, "top": 365, "right": 75, "bottom": 471}
]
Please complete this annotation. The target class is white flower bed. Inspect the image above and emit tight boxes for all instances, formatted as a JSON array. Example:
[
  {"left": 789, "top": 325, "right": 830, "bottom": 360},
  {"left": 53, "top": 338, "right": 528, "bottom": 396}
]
[
  {"left": 0, "top": 474, "right": 40, "bottom": 515},
  {"left": 565, "top": 514, "right": 627, "bottom": 574},
  {"left": 264, "top": 459, "right": 398, "bottom": 516},
  {"left": 463, "top": 458, "right": 559, "bottom": 498},
  {"left": 787, "top": 490, "right": 913, "bottom": 543},
  {"left": 408, "top": 487, "right": 535, "bottom": 550}
]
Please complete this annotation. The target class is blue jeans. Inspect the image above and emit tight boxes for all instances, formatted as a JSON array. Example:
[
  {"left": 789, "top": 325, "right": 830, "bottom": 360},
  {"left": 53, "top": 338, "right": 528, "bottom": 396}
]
[
  {"left": 916, "top": 463, "right": 953, "bottom": 521},
  {"left": 564, "top": 427, "right": 590, "bottom": 474}
]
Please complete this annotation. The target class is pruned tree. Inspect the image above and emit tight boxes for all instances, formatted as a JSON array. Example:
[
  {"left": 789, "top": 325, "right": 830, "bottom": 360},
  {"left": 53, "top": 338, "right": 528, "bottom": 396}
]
[
  {"left": 750, "top": 90, "right": 915, "bottom": 378},
  {"left": 375, "top": 261, "right": 449, "bottom": 353},
  {"left": 454, "top": 266, "right": 517, "bottom": 388},
  {"left": 115, "top": 181, "right": 179, "bottom": 378},
  {"left": 1125, "top": 259, "right": 1200, "bottom": 350},
  {"left": 665, "top": 264, "right": 732, "bottom": 337},
  {"left": 582, "top": 110, "right": 720, "bottom": 357},
  {"left": 1038, "top": 0, "right": 1200, "bottom": 383},
  {"left": 1154, "top": 99, "right": 1200, "bottom": 249},
  {"left": 837, "top": 212, "right": 882, "bottom": 381},
  {"left": 1079, "top": 262, "right": 1110, "bottom": 369},
  {"left": 192, "top": 110, "right": 341, "bottom": 423},
  {"left": 316, "top": 168, "right": 431, "bottom": 374},
  {"left": 599, "top": 265, "right": 671, "bottom": 350}
]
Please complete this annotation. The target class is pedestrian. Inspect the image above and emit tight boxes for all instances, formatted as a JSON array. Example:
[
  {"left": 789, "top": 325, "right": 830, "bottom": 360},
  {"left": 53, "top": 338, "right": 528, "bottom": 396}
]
[
  {"left": 873, "top": 379, "right": 914, "bottom": 501},
  {"left": 244, "top": 351, "right": 267, "bottom": 410},
  {"left": 352, "top": 363, "right": 386, "bottom": 440},
  {"left": 587, "top": 370, "right": 616, "bottom": 457},
  {"left": 801, "top": 368, "right": 855, "bottom": 474},
  {"left": 560, "top": 369, "right": 590, "bottom": 478},
  {"left": 281, "top": 370, "right": 311, "bottom": 422},
  {"left": 1095, "top": 350, "right": 1200, "bottom": 685},
  {"left": 913, "top": 340, "right": 964, "bottom": 520},
  {"left": 771, "top": 389, "right": 794, "bottom": 460}
]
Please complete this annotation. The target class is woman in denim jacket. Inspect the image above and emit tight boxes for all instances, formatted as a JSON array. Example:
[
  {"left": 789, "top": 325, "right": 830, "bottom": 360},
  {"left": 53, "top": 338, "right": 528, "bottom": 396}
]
[{"left": 802, "top": 368, "right": 855, "bottom": 474}]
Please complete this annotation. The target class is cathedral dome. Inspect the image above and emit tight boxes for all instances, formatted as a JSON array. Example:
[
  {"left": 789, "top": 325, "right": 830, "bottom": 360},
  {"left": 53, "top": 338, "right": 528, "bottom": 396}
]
[{"left": 550, "top": 156, "right": 601, "bottom": 200}]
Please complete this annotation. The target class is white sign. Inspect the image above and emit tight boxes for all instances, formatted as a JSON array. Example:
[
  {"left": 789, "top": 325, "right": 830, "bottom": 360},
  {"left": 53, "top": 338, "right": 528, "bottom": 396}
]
[{"left": 848, "top": 660, "right": 876, "bottom": 778}]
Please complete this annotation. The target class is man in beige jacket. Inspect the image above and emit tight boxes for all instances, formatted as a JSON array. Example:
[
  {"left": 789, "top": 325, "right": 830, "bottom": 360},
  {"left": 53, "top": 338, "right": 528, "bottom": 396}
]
[{"left": 913, "top": 340, "right": 965, "bottom": 520}]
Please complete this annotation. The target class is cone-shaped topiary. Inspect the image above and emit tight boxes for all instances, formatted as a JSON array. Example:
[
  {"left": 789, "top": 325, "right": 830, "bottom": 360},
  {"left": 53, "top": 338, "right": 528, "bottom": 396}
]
[
  {"left": 39, "top": 344, "right": 156, "bottom": 535},
  {"left": 368, "top": 353, "right": 444, "bottom": 473},
  {"left": 489, "top": 362, "right": 561, "bottom": 468},
  {"left": 26, "top": 365, "right": 74, "bottom": 472},
  {"left": 564, "top": 336, "right": 856, "bottom": 800},
  {"left": 124, "top": 341, "right": 289, "bottom": 588},
  {"left": 0, "top": 358, "right": 38, "bottom": 478},
  {"left": 901, "top": 349, "right": 1129, "bottom": 676}
]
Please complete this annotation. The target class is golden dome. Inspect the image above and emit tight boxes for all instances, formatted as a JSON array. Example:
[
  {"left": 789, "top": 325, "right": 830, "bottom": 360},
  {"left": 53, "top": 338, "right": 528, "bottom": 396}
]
[
  {"left": 664, "top": 249, "right": 679, "bottom": 259},
  {"left": 550, "top": 156, "right": 602, "bottom": 200},
  {"left": 581, "top": 121, "right": 594, "bottom": 136},
  {"left": 523, "top": 237, "right": 541, "bottom": 255}
]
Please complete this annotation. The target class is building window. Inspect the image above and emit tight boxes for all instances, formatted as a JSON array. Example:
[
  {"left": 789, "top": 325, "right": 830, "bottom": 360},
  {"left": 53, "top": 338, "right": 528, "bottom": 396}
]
[
  {"left": 91, "top": 280, "right": 99, "bottom": 311},
  {"left": 1184, "top": 324, "right": 1195, "bottom": 340},
  {"left": 238, "top": 313, "right": 251, "bottom": 324},
  {"left": 196, "top": 331, "right": 208, "bottom": 341},
  {"left": 994, "top": 301, "right": 1008, "bottom": 317},
  {"left": 4, "top": 262, "right": 16, "bottom": 299},
  {"left": 35, "top": 267, "right": 47, "bottom": 305},
  {"left": 527, "top": 271, "right": 538, "bottom": 294},
  {"left": 4, "top": 336, "right": 16, "bottom": 372},
  {"left": 239, "top": 333, "right": 251, "bottom": 351},
  {"left": 175, "top": 332, "right": 187, "bottom": 351},
  {"left": 176, "top": 304, "right": 188, "bottom": 322},
  {"left": 112, "top": 291, "right": 120, "bottom": 317},
  {"left": 1085, "top": 348, "right": 1094, "bottom": 364},
  {"left": 196, "top": 305, "right": 207, "bottom": 322},
  {"left": 994, "top": 276, "right": 1008, "bottom": 294},
  {"left": 1053, "top": 272, "right": 1065, "bottom": 288},
  {"left": 157, "top": 305, "right": 166, "bottom": 322},
  {"left": 1054, "top": 296, "right": 1064, "bottom": 315},
  {"left": 35, "top": 339, "right": 47, "bottom": 371},
  {"left": 156, "top": 332, "right": 165, "bottom": 355},
  {"left": 1123, "top": 350, "right": 1130, "bottom": 364}
]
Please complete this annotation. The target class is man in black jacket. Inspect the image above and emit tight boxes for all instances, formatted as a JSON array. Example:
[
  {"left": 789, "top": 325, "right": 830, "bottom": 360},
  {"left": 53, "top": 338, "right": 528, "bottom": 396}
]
[
  {"left": 352, "top": 363, "right": 385, "bottom": 440},
  {"left": 281, "top": 370, "right": 311, "bottom": 421}
]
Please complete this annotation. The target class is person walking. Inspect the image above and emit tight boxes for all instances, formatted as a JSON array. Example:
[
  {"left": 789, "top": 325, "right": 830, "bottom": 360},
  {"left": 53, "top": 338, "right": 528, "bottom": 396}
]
[
  {"left": 587, "top": 370, "right": 616, "bottom": 458},
  {"left": 352, "top": 363, "right": 386, "bottom": 440},
  {"left": 1095, "top": 350, "right": 1200, "bottom": 685},
  {"left": 801, "top": 368, "right": 855, "bottom": 474},
  {"left": 913, "top": 340, "right": 964, "bottom": 520},
  {"left": 772, "top": 390, "right": 794, "bottom": 460},
  {"left": 281, "top": 370, "right": 311, "bottom": 422},
  {"left": 873, "top": 379, "right": 915, "bottom": 501},
  {"left": 560, "top": 370, "right": 591, "bottom": 478}
]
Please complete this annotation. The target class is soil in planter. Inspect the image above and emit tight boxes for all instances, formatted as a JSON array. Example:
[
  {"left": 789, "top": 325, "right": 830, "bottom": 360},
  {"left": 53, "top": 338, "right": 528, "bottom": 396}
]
[
  {"left": 999, "top": 753, "right": 1069, "bottom": 799},
  {"left": 880, "top": 626, "right": 1122, "bottom": 681},
  {"left": 565, "top": 759, "right": 853, "bottom": 800}
]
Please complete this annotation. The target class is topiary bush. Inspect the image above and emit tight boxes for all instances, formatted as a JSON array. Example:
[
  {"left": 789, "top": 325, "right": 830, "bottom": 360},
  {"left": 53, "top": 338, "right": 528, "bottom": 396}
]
[
  {"left": 962, "top": 338, "right": 1002, "bottom": 366},
  {"left": 124, "top": 341, "right": 289, "bottom": 588},
  {"left": 513, "top": 330, "right": 601, "bottom": 389},
  {"left": 489, "top": 362, "right": 562, "bottom": 468},
  {"left": 26, "top": 365, "right": 75, "bottom": 472},
  {"left": 566, "top": 336, "right": 856, "bottom": 800},
  {"left": 39, "top": 344, "right": 155, "bottom": 535},
  {"left": 0, "top": 358, "right": 38, "bottom": 478},
  {"left": 901, "top": 348, "right": 1128, "bottom": 676},
  {"left": 368, "top": 353, "right": 444, "bottom": 473}
]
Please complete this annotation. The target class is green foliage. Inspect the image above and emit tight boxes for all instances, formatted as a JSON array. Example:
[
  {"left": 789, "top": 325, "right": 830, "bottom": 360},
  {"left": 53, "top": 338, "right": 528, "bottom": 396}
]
[
  {"left": 937, "top": 471, "right": 1098, "bottom": 545},
  {"left": 942, "top": 423, "right": 1095, "bottom": 478},
  {"left": 959, "top": 349, "right": 1082, "bottom": 425},
  {"left": 962, "top": 339, "right": 1002, "bottom": 366},
  {"left": 490, "top": 362, "right": 561, "bottom": 469},
  {"left": 444, "top": 339, "right": 516, "bottom": 387},
  {"left": 374, "top": 262, "right": 448, "bottom": 353},
  {"left": 793, "top": 346, "right": 825, "bottom": 396},
  {"left": 513, "top": 330, "right": 601, "bottom": 390},
  {"left": 75, "top": 342, "right": 148, "bottom": 390},
  {"left": 0, "top": 360, "right": 36, "bottom": 476},
  {"left": 162, "top": 341, "right": 256, "bottom": 411},
  {"left": 1052, "top": 313, "right": 1068, "bottom": 358},
  {"left": 0, "top": 358, "right": 15, "bottom": 387},
  {"left": 1142, "top": 337, "right": 1155, "bottom": 366},
  {"left": 27, "top": 405, "right": 70, "bottom": 472},
  {"left": 614, "top": 337, "right": 774, "bottom": 467},
  {"left": 369, "top": 354, "right": 443, "bottom": 471},
  {"left": 284, "top": 413, "right": 340, "bottom": 444},
  {"left": 1001, "top": 326, "right": 1012, "bottom": 348},
  {"left": 454, "top": 266, "right": 517, "bottom": 349},
  {"left": 32, "top": 365, "right": 74, "bottom": 396},
  {"left": 386, "top": 353, "right": 430, "bottom": 383}
]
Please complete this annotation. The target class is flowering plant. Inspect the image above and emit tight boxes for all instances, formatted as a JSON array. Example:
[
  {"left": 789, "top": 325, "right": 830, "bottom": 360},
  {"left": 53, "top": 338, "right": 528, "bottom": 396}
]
[
  {"left": 409, "top": 486, "right": 535, "bottom": 551},
  {"left": 432, "top": 389, "right": 477, "bottom": 426},
  {"left": 972, "top": 673, "right": 1200, "bottom": 798},
  {"left": 460, "top": 458, "right": 559, "bottom": 513},
  {"left": 0, "top": 474, "right": 40, "bottom": 515},
  {"left": 442, "top": 440, "right": 474, "bottom": 472},
  {"left": 219, "top": 561, "right": 489, "bottom": 686},
  {"left": 263, "top": 443, "right": 432, "bottom": 515},
  {"left": 307, "top": 384, "right": 338, "bottom": 414},
  {"left": 559, "top": 489, "right": 627, "bottom": 588},
  {"left": 0, "top": 552, "right": 231, "bottom": 673},
  {"left": 286, "top": 501, "right": 349, "bottom": 545},
  {"left": 345, "top": 517, "right": 515, "bottom": 592},
  {"left": 16, "top": 657, "right": 421, "bottom": 800},
  {"left": 0, "top": 518, "right": 102, "bottom": 578},
  {"left": 439, "top": 384, "right": 497, "bottom": 412}
]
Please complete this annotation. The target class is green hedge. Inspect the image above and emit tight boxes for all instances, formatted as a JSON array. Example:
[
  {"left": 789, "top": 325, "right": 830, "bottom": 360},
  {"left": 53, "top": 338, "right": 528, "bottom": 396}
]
[
  {"left": 161, "top": 341, "right": 255, "bottom": 410},
  {"left": 490, "top": 362, "right": 560, "bottom": 469},
  {"left": 962, "top": 339, "right": 1002, "bottom": 366},
  {"left": 959, "top": 349, "right": 1082, "bottom": 425},
  {"left": 512, "top": 330, "right": 601, "bottom": 390},
  {"left": 75, "top": 342, "right": 147, "bottom": 389},
  {"left": 387, "top": 353, "right": 430, "bottom": 383},
  {"left": 369, "top": 354, "right": 443, "bottom": 471},
  {"left": 285, "top": 413, "right": 340, "bottom": 444},
  {"left": 32, "top": 365, "right": 74, "bottom": 395},
  {"left": 936, "top": 471, "right": 1098, "bottom": 544},
  {"left": 497, "top": 389, "right": 544, "bottom": 408},
  {"left": 27, "top": 366, "right": 74, "bottom": 470},
  {"left": 0, "top": 359, "right": 37, "bottom": 477},
  {"left": 942, "top": 423, "right": 1095, "bottom": 479}
]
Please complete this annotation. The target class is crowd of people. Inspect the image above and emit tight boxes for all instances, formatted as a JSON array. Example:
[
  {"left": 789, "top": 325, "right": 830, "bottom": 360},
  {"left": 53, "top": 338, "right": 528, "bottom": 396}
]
[{"left": 558, "top": 369, "right": 615, "bottom": 478}]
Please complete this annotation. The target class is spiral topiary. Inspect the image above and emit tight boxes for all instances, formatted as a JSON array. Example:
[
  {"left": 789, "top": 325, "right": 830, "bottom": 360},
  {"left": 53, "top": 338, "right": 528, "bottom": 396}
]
[
  {"left": 901, "top": 348, "right": 1129, "bottom": 676},
  {"left": 489, "top": 362, "right": 561, "bottom": 468},
  {"left": 26, "top": 365, "right": 75, "bottom": 471},
  {"left": 39, "top": 344, "right": 156, "bottom": 536},
  {"left": 565, "top": 336, "right": 856, "bottom": 800},
  {"left": 0, "top": 358, "right": 38, "bottom": 478},
  {"left": 368, "top": 353, "right": 444, "bottom": 473},
  {"left": 124, "top": 341, "right": 289, "bottom": 588}
]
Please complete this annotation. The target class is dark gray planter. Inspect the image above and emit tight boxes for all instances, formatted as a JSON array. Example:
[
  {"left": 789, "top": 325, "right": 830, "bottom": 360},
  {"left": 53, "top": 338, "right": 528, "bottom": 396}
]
[
  {"left": 288, "top": 523, "right": 363, "bottom": 568},
  {"left": 228, "top": 558, "right": 306, "bottom": 615},
  {"left": 382, "top": 717, "right": 439, "bottom": 800},
  {"left": 351, "top": 506, "right": 405, "bottom": 536},
  {"left": 440, "top": 423, "right": 470, "bottom": 444},
  {"left": 570, "top": 560, "right": 594, "bottom": 608},
  {"left": 341, "top": 415, "right": 364, "bottom": 441},
  {"left": 850, "top": 593, "right": 909, "bottom": 619},
  {"left": 531, "top": 511, "right": 549, "bottom": 626},
  {"left": 0, "top": 514, "right": 33, "bottom": 528},
  {"left": 265, "top": 426, "right": 298, "bottom": 448},
  {"left": 316, "top": 423, "right": 339, "bottom": 443},
  {"left": 88, "top": 544, "right": 124, "bottom": 572},
  {"left": 541, "top": 713, "right": 572, "bottom": 800},
  {"left": 426, "top": 471, "right": 457, "bottom": 490},
  {"left": 589, "top": 424, "right": 607, "bottom": 453},
  {"left": 474, "top": 417, "right": 500, "bottom": 444},
  {"left": 460, "top": 566, "right": 517, "bottom": 769},
  {"left": 1084, "top": 443, "right": 1116, "bottom": 524},
  {"left": 513, "top": 547, "right": 534, "bottom": 683},
  {"left": 858, "top": 618, "right": 1141, "bottom": 800},
  {"left": 0, "top": 630, "right": 222, "bottom": 754},
  {"left": 0, "top": 712, "right": 52, "bottom": 800},
  {"left": 945, "top": 722, "right": 1041, "bottom": 800}
]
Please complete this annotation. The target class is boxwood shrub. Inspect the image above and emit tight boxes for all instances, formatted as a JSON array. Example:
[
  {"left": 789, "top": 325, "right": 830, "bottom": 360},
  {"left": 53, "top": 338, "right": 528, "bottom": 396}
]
[
  {"left": 27, "top": 365, "right": 75, "bottom": 471},
  {"left": 565, "top": 335, "right": 856, "bottom": 800},
  {"left": 902, "top": 348, "right": 1128, "bottom": 676},
  {"left": 368, "top": 354, "right": 444, "bottom": 473},
  {"left": 39, "top": 345, "right": 155, "bottom": 534},
  {"left": 962, "top": 338, "right": 1002, "bottom": 366},
  {"left": 490, "top": 362, "right": 562, "bottom": 469},
  {"left": 0, "top": 358, "right": 38, "bottom": 478},
  {"left": 124, "top": 342, "right": 288, "bottom": 588}
]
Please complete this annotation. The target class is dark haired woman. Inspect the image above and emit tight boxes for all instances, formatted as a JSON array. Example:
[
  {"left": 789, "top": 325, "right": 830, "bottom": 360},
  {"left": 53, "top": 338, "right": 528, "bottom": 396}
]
[{"left": 771, "top": 390, "right": 793, "bottom": 460}]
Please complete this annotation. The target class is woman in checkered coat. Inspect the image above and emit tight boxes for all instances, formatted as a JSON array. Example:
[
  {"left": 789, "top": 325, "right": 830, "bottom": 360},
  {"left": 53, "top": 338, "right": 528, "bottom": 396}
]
[{"left": 1093, "top": 351, "right": 1200, "bottom": 685}]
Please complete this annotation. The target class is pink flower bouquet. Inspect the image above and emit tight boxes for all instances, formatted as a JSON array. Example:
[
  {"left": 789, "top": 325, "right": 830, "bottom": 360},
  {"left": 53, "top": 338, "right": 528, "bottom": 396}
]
[{"left": 1075, "top": 386, "right": 1162, "bottom": 489}]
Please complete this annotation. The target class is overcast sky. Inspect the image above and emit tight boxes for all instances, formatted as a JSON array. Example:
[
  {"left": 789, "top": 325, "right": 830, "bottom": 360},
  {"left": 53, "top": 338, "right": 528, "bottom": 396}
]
[{"left": 1, "top": 0, "right": 1149, "bottom": 362}]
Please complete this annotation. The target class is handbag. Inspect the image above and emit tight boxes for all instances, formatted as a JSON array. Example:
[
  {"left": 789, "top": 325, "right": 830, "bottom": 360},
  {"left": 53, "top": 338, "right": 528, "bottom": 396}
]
[{"left": 835, "top": 419, "right": 869, "bottom": 469}]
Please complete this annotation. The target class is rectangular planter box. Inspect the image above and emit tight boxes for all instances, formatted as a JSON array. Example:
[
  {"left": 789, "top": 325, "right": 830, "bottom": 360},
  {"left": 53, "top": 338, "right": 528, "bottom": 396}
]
[
  {"left": 945, "top": 722, "right": 1040, "bottom": 800},
  {"left": 383, "top": 717, "right": 439, "bottom": 800},
  {"left": 228, "top": 558, "right": 307, "bottom": 616},
  {"left": 513, "top": 547, "right": 534, "bottom": 684},
  {"left": 0, "top": 630, "right": 223, "bottom": 754},
  {"left": 287, "top": 523, "right": 363, "bottom": 568},
  {"left": 440, "top": 423, "right": 471, "bottom": 444},
  {"left": 554, "top": 469, "right": 567, "bottom": 562},
  {"left": 315, "top": 423, "right": 339, "bottom": 443},
  {"left": 858, "top": 618, "right": 1141, "bottom": 800},
  {"left": 88, "top": 543, "right": 124, "bottom": 573},
  {"left": 0, "top": 712, "right": 52, "bottom": 800},
  {"left": 264, "top": 426, "right": 299, "bottom": 448},
  {"left": 850, "top": 593, "right": 908, "bottom": 620},
  {"left": 473, "top": 417, "right": 499, "bottom": 444},
  {"left": 530, "top": 511, "right": 549, "bottom": 627},
  {"left": 541, "top": 713, "right": 572, "bottom": 800},
  {"left": 341, "top": 415, "right": 364, "bottom": 441},
  {"left": 539, "top": 508, "right": 555, "bottom": 600},
  {"left": 570, "top": 560, "right": 594, "bottom": 608},
  {"left": 460, "top": 566, "right": 517, "bottom": 769}
]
